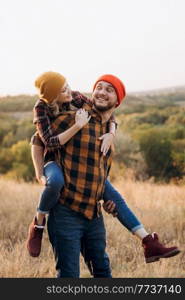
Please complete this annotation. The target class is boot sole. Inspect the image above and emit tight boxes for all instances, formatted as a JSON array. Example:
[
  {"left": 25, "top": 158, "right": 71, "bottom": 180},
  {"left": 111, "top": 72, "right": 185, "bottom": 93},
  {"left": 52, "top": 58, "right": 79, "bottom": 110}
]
[
  {"left": 28, "top": 251, "right": 40, "bottom": 257},
  {"left": 146, "top": 248, "right": 181, "bottom": 263},
  {"left": 27, "top": 247, "right": 41, "bottom": 257}
]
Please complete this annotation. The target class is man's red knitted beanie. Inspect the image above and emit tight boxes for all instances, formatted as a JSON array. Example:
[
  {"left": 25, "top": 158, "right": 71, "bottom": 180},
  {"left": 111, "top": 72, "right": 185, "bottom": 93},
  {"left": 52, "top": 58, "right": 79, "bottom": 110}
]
[{"left": 93, "top": 74, "right": 126, "bottom": 106}]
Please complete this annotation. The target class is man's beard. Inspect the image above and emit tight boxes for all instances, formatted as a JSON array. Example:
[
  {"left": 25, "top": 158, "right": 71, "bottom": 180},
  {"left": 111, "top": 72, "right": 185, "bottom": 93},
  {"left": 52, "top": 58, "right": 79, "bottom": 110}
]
[{"left": 93, "top": 101, "right": 116, "bottom": 112}]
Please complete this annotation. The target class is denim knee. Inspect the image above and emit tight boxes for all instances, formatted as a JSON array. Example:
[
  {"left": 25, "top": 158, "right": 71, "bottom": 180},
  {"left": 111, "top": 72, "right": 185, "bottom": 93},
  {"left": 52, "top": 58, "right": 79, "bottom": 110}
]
[
  {"left": 44, "top": 161, "right": 64, "bottom": 192},
  {"left": 46, "top": 176, "right": 64, "bottom": 191}
]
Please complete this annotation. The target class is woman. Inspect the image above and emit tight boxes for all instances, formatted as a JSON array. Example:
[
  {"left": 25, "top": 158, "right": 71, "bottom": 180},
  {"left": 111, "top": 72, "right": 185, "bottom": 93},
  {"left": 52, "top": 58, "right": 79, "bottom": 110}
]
[{"left": 26, "top": 71, "right": 117, "bottom": 257}]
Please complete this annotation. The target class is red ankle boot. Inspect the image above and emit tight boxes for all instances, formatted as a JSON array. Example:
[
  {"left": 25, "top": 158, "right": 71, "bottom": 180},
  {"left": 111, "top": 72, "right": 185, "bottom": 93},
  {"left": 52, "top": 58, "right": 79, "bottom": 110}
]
[
  {"left": 142, "top": 233, "right": 180, "bottom": 263},
  {"left": 26, "top": 217, "right": 46, "bottom": 257}
]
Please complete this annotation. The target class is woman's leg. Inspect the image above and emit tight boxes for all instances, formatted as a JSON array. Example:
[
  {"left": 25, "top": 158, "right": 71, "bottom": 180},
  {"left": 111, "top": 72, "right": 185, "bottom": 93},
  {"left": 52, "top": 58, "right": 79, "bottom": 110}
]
[
  {"left": 37, "top": 161, "right": 65, "bottom": 215},
  {"left": 26, "top": 161, "right": 64, "bottom": 257},
  {"left": 102, "top": 180, "right": 180, "bottom": 263},
  {"left": 103, "top": 179, "right": 144, "bottom": 234}
]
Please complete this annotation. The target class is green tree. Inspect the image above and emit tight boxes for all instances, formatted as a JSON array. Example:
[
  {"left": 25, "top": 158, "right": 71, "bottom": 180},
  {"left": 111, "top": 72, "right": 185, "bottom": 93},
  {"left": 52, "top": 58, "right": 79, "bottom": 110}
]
[
  {"left": 9, "top": 140, "right": 35, "bottom": 181},
  {"left": 0, "top": 148, "right": 13, "bottom": 173},
  {"left": 139, "top": 129, "right": 182, "bottom": 181}
]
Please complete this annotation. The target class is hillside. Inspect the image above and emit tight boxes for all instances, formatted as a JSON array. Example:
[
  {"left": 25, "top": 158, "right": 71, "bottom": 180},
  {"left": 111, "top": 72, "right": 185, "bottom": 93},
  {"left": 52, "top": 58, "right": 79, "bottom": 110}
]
[
  {"left": 0, "top": 87, "right": 185, "bottom": 183},
  {"left": 0, "top": 85, "right": 185, "bottom": 115}
]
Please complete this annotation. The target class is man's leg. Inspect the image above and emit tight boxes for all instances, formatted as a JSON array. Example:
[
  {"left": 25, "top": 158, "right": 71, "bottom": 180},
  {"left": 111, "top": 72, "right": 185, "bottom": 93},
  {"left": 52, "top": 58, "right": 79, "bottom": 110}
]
[
  {"left": 83, "top": 214, "right": 112, "bottom": 278},
  {"left": 47, "top": 203, "right": 83, "bottom": 278}
]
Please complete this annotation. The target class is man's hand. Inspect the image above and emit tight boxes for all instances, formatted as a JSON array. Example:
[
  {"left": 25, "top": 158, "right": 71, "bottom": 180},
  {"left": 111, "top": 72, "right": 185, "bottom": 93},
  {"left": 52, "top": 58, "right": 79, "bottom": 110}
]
[
  {"left": 103, "top": 200, "right": 117, "bottom": 217},
  {"left": 99, "top": 133, "right": 114, "bottom": 156},
  {"left": 75, "top": 108, "right": 91, "bottom": 129},
  {"left": 37, "top": 175, "right": 47, "bottom": 185}
]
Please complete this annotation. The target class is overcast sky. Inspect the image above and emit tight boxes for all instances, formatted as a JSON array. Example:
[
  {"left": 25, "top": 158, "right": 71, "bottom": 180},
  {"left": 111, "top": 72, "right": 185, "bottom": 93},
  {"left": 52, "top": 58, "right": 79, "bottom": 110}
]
[{"left": 0, "top": 0, "right": 185, "bottom": 95}]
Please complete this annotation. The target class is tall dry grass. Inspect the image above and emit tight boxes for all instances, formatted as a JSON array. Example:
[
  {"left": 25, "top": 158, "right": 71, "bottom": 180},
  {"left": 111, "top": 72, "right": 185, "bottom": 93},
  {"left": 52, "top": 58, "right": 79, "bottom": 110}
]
[{"left": 0, "top": 178, "right": 184, "bottom": 278}]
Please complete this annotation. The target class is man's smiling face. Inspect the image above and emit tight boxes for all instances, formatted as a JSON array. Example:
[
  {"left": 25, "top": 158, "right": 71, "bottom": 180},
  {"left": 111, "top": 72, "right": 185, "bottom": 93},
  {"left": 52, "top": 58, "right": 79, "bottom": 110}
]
[{"left": 92, "top": 81, "right": 118, "bottom": 111}]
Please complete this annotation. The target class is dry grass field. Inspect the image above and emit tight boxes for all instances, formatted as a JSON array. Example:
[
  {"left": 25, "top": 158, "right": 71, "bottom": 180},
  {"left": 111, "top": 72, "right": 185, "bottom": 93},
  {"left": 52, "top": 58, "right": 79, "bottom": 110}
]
[{"left": 0, "top": 178, "right": 184, "bottom": 278}]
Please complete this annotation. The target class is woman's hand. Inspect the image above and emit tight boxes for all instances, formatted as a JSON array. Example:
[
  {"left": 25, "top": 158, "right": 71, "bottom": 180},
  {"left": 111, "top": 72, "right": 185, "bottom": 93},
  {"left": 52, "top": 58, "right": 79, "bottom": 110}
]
[
  {"left": 99, "top": 133, "right": 114, "bottom": 156},
  {"left": 75, "top": 109, "right": 91, "bottom": 129}
]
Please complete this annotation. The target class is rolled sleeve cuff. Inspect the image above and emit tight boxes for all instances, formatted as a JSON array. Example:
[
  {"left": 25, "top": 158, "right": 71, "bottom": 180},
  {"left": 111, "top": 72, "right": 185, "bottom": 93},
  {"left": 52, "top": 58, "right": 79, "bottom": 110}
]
[
  {"left": 30, "top": 134, "right": 44, "bottom": 147},
  {"left": 47, "top": 135, "right": 60, "bottom": 149}
]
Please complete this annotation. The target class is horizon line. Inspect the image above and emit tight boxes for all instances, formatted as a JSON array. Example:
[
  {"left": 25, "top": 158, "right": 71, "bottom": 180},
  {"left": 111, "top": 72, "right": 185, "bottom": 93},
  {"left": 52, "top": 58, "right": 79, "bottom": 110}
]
[{"left": 0, "top": 83, "right": 185, "bottom": 98}]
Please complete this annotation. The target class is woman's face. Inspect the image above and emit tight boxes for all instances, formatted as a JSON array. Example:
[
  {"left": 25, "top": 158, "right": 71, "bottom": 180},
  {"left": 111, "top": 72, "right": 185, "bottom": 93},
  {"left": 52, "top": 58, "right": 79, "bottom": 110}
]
[{"left": 56, "top": 82, "right": 72, "bottom": 103}]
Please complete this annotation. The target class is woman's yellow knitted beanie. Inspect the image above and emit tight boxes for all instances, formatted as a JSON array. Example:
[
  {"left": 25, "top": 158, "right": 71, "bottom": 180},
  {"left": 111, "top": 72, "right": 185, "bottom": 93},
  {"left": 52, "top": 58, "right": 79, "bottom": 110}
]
[{"left": 35, "top": 71, "right": 66, "bottom": 103}]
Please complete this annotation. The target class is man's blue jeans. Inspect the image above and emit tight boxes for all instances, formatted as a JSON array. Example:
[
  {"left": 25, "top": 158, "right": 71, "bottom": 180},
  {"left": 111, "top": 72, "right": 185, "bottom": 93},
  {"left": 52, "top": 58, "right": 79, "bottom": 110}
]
[
  {"left": 47, "top": 203, "right": 111, "bottom": 278},
  {"left": 38, "top": 161, "right": 143, "bottom": 232}
]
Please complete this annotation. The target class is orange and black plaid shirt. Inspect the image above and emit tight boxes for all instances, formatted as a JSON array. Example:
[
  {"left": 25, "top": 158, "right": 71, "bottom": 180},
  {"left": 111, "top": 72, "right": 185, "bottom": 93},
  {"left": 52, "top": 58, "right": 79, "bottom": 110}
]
[{"left": 32, "top": 101, "right": 113, "bottom": 219}]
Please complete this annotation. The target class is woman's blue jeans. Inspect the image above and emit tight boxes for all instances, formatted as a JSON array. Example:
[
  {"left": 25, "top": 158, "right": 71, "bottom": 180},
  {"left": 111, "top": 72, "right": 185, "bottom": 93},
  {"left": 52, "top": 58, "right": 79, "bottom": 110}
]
[
  {"left": 37, "top": 161, "right": 64, "bottom": 214},
  {"left": 38, "top": 161, "right": 143, "bottom": 233},
  {"left": 103, "top": 180, "right": 143, "bottom": 233}
]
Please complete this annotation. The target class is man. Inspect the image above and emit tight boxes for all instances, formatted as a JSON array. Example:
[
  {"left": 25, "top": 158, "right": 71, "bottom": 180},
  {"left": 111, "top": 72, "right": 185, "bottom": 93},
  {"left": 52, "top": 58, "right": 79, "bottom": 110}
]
[
  {"left": 30, "top": 74, "right": 180, "bottom": 277},
  {"left": 31, "top": 74, "right": 125, "bottom": 277}
]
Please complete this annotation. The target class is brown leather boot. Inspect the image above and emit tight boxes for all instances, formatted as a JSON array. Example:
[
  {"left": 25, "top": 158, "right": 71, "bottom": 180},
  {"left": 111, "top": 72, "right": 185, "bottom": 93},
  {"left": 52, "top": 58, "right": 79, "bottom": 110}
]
[
  {"left": 142, "top": 233, "right": 180, "bottom": 263},
  {"left": 26, "top": 217, "right": 45, "bottom": 257}
]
